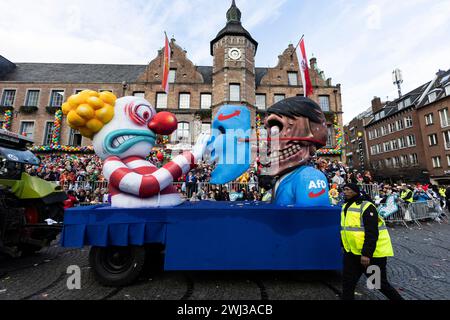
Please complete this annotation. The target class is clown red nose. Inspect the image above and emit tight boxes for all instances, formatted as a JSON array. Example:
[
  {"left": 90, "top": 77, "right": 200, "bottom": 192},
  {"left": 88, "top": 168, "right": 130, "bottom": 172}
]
[{"left": 148, "top": 111, "right": 178, "bottom": 135}]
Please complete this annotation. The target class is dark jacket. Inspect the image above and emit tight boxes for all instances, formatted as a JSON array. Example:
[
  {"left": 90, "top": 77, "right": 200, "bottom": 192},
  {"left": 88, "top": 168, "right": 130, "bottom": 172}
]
[{"left": 342, "top": 194, "right": 379, "bottom": 258}]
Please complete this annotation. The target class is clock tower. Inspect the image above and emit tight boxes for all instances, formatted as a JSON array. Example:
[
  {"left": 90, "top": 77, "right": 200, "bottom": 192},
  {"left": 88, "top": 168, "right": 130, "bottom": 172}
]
[{"left": 210, "top": 0, "right": 258, "bottom": 124}]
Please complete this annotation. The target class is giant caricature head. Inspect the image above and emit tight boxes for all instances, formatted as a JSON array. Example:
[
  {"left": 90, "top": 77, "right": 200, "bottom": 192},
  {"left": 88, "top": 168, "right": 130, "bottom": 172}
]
[
  {"left": 260, "top": 96, "right": 327, "bottom": 177},
  {"left": 61, "top": 90, "right": 177, "bottom": 160}
]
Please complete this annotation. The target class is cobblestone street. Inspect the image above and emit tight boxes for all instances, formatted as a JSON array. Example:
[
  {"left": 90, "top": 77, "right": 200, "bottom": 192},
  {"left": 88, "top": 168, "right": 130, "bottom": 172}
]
[{"left": 0, "top": 221, "right": 448, "bottom": 300}]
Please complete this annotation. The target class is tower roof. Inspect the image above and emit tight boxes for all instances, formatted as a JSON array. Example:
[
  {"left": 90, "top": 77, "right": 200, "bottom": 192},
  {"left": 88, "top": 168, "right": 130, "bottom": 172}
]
[{"left": 210, "top": 0, "right": 258, "bottom": 55}]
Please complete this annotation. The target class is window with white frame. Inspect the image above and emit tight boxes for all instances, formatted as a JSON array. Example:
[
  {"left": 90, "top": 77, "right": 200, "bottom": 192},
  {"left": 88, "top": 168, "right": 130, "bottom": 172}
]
[
  {"left": 326, "top": 126, "right": 333, "bottom": 146},
  {"left": 391, "top": 139, "right": 398, "bottom": 150},
  {"left": 396, "top": 119, "right": 404, "bottom": 131},
  {"left": 447, "top": 155, "right": 450, "bottom": 166},
  {"left": 273, "top": 94, "right": 285, "bottom": 104},
  {"left": 201, "top": 123, "right": 211, "bottom": 135},
  {"left": 172, "top": 122, "right": 190, "bottom": 143},
  {"left": 393, "top": 156, "right": 401, "bottom": 168},
  {"left": 178, "top": 93, "right": 190, "bottom": 109},
  {"left": 156, "top": 92, "right": 167, "bottom": 109},
  {"left": 200, "top": 93, "right": 212, "bottom": 109},
  {"left": 383, "top": 141, "right": 391, "bottom": 152},
  {"left": 133, "top": 91, "right": 145, "bottom": 98},
  {"left": 169, "top": 69, "right": 176, "bottom": 83},
  {"left": 432, "top": 156, "right": 441, "bottom": 168},
  {"left": 425, "top": 113, "right": 434, "bottom": 125},
  {"left": 255, "top": 94, "right": 266, "bottom": 110},
  {"left": 368, "top": 131, "right": 373, "bottom": 140},
  {"left": 49, "top": 90, "right": 64, "bottom": 107},
  {"left": 319, "top": 96, "right": 330, "bottom": 112},
  {"left": 371, "top": 146, "right": 377, "bottom": 155},
  {"left": 404, "top": 97, "right": 411, "bottom": 107},
  {"left": 376, "top": 144, "right": 382, "bottom": 154},
  {"left": 381, "top": 126, "right": 387, "bottom": 136},
  {"left": 43, "top": 122, "right": 54, "bottom": 145},
  {"left": 401, "top": 155, "right": 409, "bottom": 167},
  {"left": 68, "top": 128, "right": 82, "bottom": 146},
  {"left": 398, "top": 136, "right": 407, "bottom": 149},
  {"left": 410, "top": 153, "right": 418, "bottom": 165},
  {"left": 404, "top": 115, "right": 413, "bottom": 128},
  {"left": 428, "top": 134, "right": 438, "bottom": 146},
  {"left": 407, "top": 135, "right": 416, "bottom": 147},
  {"left": 1, "top": 90, "right": 16, "bottom": 106},
  {"left": 443, "top": 131, "right": 450, "bottom": 150},
  {"left": 445, "top": 85, "right": 450, "bottom": 96},
  {"left": 428, "top": 91, "right": 437, "bottom": 103},
  {"left": 25, "top": 90, "right": 40, "bottom": 106},
  {"left": 398, "top": 101, "right": 404, "bottom": 110},
  {"left": 385, "top": 158, "right": 392, "bottom": 167},
  {"left": 389, "top": 123, "right": 396, "bottom": 133},
  {"left": 287, "top": 72, "right": 298, "bottom": 86},
  {"left": 376, "top": 128, "right": 381, "bottom": 138},
  {"left": 19, "top": 121, "right": 34, "bottom": 140},
  {"left": 439, "top": 108, "right": 449, "bottom": 127},
  {"left": 229, "top": 84, "right": 240, "bottom": 101}
]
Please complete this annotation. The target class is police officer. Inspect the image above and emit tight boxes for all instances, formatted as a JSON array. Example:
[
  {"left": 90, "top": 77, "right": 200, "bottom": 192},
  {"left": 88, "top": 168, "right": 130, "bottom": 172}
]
[
  {"left": 400, "top": 184, "right": 413, "bottom": 203},
  {"left": 341, "top": 183, "right": 403, "bottom": 300}
]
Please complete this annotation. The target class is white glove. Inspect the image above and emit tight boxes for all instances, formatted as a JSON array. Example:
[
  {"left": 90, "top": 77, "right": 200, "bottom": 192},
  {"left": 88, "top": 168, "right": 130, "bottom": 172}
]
[{"left": 191, "top": 133, "right": 211, "bottom": 162}]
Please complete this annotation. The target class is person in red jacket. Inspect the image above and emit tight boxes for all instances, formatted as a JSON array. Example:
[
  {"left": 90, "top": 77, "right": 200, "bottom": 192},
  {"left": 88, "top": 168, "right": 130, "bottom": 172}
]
[{"left": 63, "top": 190, "right": 79, "bottom": 209}]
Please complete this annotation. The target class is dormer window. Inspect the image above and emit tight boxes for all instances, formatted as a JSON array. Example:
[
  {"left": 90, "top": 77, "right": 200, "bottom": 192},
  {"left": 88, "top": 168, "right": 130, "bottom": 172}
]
[
  {"left": 428, "top": 91, "right": 437, "bottom": 103},
  {"left": 445, "top": 85, "right": 450, "bottom": 96}
]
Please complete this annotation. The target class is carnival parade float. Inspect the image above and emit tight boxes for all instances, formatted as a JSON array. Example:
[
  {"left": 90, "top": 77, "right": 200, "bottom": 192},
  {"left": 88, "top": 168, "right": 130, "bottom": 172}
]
[{"left": 60, "top": 91, "right": 341, "bottom": 286}]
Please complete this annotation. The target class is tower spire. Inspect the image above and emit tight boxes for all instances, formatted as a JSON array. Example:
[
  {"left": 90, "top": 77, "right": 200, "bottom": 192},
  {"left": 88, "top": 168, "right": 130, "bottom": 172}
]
[{"left": 226, "top": 0, "right": 241, "bottom": 22}]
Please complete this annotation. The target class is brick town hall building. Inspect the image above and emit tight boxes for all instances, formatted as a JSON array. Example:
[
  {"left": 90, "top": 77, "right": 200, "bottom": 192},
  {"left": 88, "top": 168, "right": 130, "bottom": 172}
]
[{"left": 0, "top": 1, "right": 344, "bottom": 159}]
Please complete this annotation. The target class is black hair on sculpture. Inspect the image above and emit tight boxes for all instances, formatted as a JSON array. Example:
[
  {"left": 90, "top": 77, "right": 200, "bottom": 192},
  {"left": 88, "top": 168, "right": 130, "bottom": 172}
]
[{"left": 267, "top": 96, "right": 326, "bottom": 123}]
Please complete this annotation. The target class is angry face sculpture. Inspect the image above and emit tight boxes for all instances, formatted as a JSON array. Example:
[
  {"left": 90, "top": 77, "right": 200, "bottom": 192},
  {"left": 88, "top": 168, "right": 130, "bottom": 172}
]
[
  {"left": 62, "top": 90, "right": 209, "bottom": 208},
  {"left": 259, "top": 96, "right": 330, "bottom": 206},
  {"left": 260, "top": 96, "right": 327, "bottom": 177}
]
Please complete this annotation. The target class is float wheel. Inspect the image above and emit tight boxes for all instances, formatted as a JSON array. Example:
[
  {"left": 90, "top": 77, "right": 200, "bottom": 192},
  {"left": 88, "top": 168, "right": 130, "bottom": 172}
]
[{"left": 89, "top": 246, "right": 146, "bottom": 286}]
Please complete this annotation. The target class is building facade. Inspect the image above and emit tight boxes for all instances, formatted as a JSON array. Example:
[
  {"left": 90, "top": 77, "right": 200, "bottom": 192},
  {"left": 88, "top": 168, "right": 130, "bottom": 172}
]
[
  {"left": 0, "top": 1, "right": 344, "bottom": 159},
  {"left": 345, "top": 68, "right": 450, "bottom": 183}
]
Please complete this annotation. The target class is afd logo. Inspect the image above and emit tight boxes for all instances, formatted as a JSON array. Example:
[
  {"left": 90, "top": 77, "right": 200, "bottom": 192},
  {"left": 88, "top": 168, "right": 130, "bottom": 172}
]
[{"left": 308, "top": 180, "right": 327, "bottom": 198}]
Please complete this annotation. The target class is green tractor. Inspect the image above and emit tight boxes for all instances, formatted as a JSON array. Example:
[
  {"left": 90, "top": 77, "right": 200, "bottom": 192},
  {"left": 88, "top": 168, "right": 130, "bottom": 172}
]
[{"left": 0, "top": 129, "right": 67, "bottom": 257}]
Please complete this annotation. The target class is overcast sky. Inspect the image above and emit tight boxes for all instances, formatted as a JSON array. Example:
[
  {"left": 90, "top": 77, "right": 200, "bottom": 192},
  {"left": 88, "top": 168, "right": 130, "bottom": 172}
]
[{"left": 1, "top": 0, "right": 449, "bottom": 124}]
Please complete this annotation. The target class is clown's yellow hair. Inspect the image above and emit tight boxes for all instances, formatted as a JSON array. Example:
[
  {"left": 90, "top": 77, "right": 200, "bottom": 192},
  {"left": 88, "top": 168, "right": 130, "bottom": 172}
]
[{"left": 61, "top": 90, "right": 116, "bottom": 139}]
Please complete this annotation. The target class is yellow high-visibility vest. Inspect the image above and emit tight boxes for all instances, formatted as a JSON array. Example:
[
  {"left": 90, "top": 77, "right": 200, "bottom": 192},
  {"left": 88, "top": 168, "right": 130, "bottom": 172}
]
[
  {"left": 341, "top": 201, "right": 394, "bottom": 257},
  {"left": 400, "top": 189, "right": 413, "bottom": 203}
]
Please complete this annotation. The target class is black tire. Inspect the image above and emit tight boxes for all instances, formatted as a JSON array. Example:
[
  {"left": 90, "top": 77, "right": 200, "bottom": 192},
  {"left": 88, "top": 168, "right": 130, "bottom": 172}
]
[{"left": 89, "top": 246, "right": 146, "bottom": 287}]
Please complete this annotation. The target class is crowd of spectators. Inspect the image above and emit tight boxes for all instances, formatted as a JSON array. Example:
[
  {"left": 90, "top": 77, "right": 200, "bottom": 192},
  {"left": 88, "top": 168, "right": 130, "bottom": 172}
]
[{"left": 25, "top": 152, "right": 450, "bottom": 218}]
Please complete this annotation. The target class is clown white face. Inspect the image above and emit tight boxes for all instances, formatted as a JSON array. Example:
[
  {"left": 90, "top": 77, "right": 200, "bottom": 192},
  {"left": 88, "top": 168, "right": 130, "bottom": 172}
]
[{"left": 93, "top": 96, "right": 165, "bottom": 160}]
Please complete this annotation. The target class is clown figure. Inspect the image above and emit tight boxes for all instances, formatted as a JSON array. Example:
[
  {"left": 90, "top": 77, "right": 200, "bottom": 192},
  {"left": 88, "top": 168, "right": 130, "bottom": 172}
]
[{"left": 62, "top": 90, "right": 209, "bottom": 208}]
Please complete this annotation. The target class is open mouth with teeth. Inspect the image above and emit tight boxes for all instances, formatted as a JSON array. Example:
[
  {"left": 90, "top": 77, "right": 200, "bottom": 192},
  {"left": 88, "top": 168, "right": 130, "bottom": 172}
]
[
  {"left": 104, "top": 129, "right": 156, "bottom": 155},
  {"left": 259, "top": 141, "right": 310, "bottom": 169}
]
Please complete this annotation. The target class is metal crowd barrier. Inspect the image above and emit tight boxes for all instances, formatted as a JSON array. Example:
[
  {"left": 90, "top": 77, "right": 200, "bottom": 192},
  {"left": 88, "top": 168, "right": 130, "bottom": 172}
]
[{"left": 383, "top": 200, "right": 446, "bottom": 228}]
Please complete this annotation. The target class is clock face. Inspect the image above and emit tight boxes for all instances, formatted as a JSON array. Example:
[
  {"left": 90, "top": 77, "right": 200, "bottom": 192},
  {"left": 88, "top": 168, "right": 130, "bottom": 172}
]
[{"left": 228, "top": 48, "right": 241, "bottom": 60}]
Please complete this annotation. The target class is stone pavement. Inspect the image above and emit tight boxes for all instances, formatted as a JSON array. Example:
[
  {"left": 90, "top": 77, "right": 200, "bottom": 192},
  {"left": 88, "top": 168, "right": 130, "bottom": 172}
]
[{"left": 0, "top": 221, "right": 448, "bottom": 300}]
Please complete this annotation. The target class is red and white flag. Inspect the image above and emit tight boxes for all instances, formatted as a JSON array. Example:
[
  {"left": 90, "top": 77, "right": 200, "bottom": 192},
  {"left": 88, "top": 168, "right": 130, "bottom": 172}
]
[
  {"left": 162, "top": 33, "right": 171, "bottom": 94},
  {"left": 298, "top": 37, "right": 313, "bottom": 97}
]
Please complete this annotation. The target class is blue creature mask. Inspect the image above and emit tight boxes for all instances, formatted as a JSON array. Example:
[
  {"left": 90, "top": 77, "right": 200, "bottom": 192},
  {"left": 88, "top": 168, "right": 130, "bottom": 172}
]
[{"left": 209, "top": 105, "right": 251, "bottom": 184}]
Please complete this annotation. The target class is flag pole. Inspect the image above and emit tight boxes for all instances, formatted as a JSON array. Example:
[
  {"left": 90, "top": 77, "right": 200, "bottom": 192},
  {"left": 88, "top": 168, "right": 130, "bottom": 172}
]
[{"left": 290, "top": 34, "right": 304, "bottom": 56}]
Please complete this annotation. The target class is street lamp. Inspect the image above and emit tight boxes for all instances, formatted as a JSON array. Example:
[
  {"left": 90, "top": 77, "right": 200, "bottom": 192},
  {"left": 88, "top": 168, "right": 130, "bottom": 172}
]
[{"left": 357, "top": 131, "right": 365, "bottom": 171}]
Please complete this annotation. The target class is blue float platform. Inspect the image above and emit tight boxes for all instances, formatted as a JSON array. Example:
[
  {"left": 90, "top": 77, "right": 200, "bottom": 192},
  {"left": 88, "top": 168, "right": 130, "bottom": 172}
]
[{"left": 61, "top": 201, "right": 342, "bottom": 271}]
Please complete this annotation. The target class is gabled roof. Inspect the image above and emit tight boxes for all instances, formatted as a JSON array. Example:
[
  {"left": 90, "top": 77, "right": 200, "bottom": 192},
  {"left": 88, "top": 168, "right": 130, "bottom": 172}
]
[{"left": 0, "top": 63, "right": 146, "bottom": 83}]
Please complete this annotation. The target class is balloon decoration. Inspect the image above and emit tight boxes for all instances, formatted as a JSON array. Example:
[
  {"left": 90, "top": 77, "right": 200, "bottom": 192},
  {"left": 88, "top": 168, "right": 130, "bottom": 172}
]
[
  {"left": 30, "top": 145, "right": 95, "bottom": 153},
  {"left": 2, "top": 110, "right": 12, "bottom": 131},
  {"left": 51, "top": 108, "right": 63, "bottom": 146}
]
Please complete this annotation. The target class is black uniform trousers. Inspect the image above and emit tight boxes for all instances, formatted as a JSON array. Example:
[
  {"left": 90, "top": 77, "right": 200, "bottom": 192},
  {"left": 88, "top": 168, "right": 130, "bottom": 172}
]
[{"left": 342, "top": 252, "right": 404, "bottom": 300}]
